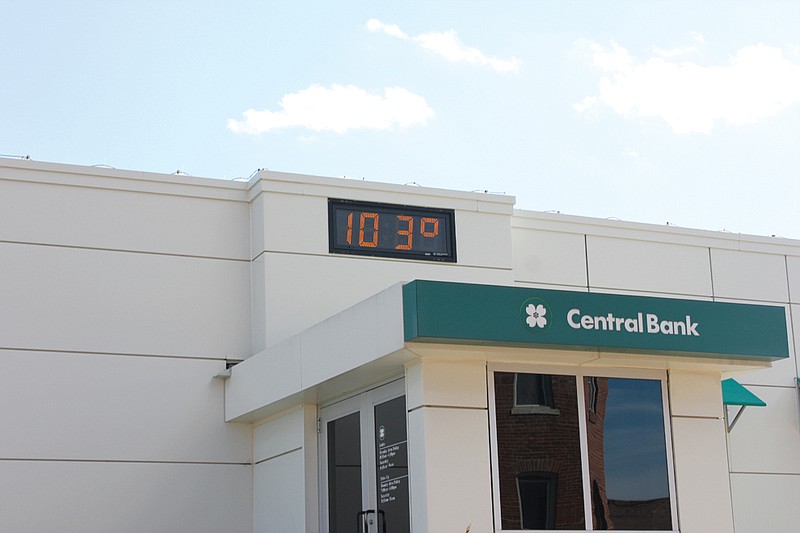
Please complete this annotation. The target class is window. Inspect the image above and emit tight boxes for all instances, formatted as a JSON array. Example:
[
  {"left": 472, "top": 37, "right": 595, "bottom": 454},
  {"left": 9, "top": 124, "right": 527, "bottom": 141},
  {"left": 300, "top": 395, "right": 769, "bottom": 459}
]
[
  {"left": 491, "top": 369, "right": 675, "bottom": 531},
  {"left": 518, "top": 472, "right": 558, "bottom": 530},
  {"left": 512, "top": 373, "right": 559, "bottom": 415}
]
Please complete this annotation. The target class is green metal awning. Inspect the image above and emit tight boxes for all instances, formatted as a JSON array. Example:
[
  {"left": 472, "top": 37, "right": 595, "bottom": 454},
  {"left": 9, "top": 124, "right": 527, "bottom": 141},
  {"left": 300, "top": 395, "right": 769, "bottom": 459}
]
[
  {"left": 722, "top": 378, "right": 766, "bottom": 407},
  {"left": 722, "top": 379, "right": 765, "bottom": 432}
]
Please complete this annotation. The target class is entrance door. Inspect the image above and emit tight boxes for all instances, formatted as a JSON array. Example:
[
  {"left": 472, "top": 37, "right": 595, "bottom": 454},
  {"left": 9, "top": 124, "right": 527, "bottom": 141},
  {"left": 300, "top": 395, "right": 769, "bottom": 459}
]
[{"left": 320, "top": 380, "right": 410, "bottom": 533}]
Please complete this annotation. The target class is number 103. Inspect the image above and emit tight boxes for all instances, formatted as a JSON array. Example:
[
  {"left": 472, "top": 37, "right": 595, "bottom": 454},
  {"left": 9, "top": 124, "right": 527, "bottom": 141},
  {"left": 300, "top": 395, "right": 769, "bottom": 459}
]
[{"left": 345, "top": 212, "right": 440, "bottom": 250}]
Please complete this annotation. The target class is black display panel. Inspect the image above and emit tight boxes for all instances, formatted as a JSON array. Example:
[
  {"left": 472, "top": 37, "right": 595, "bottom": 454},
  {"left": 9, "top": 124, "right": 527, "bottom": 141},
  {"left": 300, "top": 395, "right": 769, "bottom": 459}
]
[
  {"left": 328, "top": 199, "right": 456, "bottom": 262},
  {"left": 374, "top": 396, "right": 410, "bottom": 533}
]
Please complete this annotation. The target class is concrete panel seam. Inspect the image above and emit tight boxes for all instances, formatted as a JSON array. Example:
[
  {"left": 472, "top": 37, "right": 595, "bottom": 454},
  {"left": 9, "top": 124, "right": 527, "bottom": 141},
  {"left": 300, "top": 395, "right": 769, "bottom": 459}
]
[
  {"left": 0, "top": 171, "right": 250, "bottom": 202},
  {"left": 512, "top": 279, "right": 591, "bottom": 291},
  {"left": 729, "top": 471, "right": 800, "bottom": 477},
  {"left": 670, "top": 414, "right": 722, "bottom": 421},
  {"left": 709, "top": 247, "right": 716, "bottom": 299},
  {"left": 584, "top": 234, "right": 590, "bottom": 291},
  {"left": 407, "top": 404, "right": 488, "bottom": 413},
  {"left": 0, "top": 346, "right": 229, "bottom": 361},
  {"left": 0, "top": 239, "right": 250, "bottom": 263},
  {"left": 259, "top": 249, "right": 514, "bottom": 271},
  {"left": 254, "top": 447, "right": 303, "bottom": 466},
  {"left": 585, "top": 285, "right": 718, "bottom": 300},
  {"left": 0, "top": 458, "right": 251, "bottom": 466}
]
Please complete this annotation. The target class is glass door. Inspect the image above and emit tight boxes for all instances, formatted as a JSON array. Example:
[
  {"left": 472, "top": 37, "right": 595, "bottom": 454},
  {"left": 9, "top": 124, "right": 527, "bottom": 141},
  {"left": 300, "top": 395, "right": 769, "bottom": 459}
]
[{"left": 320, "top": 380, "right": 410, "bottom": 533}]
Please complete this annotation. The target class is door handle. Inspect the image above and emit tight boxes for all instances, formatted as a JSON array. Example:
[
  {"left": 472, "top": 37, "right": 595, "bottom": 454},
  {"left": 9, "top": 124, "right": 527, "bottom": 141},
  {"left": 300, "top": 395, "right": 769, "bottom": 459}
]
[
  {"left": 357, "top": 509, "right": 387, "bottom": 533},
  {"left": 377, "top": 509, "right": 387, "bottom": 533},
  {"left": 357, "top": 509, "right": 375, "bottom": 533}
]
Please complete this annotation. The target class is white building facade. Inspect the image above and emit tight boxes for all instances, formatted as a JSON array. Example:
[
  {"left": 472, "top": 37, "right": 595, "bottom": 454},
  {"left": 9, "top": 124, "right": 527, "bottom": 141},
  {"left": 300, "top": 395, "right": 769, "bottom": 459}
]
[{"left": 1, "top": 158, "right": 798, "bottom": 533}]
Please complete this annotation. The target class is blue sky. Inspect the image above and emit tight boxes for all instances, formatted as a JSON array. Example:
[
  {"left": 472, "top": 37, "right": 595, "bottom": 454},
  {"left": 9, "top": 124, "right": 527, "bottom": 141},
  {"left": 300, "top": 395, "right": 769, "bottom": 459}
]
[{"left": 2, "top": 1, "right": 799, "bottom": 238}]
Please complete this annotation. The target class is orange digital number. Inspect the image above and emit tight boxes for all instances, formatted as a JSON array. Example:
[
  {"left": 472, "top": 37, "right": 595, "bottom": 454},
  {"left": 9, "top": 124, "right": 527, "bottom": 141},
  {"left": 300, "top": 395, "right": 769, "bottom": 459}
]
[
  {"left": 345, "top": 212, "right": 353, "bottom": 244},
  {"left": 395, "top": 215, "right": 413, "bottom": 250},
  {"left": 420, "top": 217, "right": 439, "bottom": 238},
  {"left": 359, "top": 212, "right": 379, "bottom": 247}
]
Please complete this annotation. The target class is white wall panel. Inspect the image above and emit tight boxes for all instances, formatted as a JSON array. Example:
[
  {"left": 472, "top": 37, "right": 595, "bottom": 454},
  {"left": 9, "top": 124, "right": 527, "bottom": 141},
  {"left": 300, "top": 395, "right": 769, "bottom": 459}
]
[
  {"left": 710, "top": 248, "right": 789, "bottom": 302},
  {"left": 731, "top": 472, "right": 800, "bottom": 533},
  {"left": 300, "top": 285, "right": 405, "bottom": 389},
  {"left": 262, "top": 252, "right": 513, "bottom": 346},
  {"left": 787, "top": 256, "right": 800, "bottom": 304},
  {"left": 727, "top": 386, "right": 800, "bottom": 474},
  {"left": 408, "top": 407, "right": 493, "bottom": 533},
  {"left": 729, "top": 352, "right": 796, "bottom": 388},
  {"left": 406, "top": 360, "right": 487, "bottom": 410},
  {"left": 586, "top": 236, "right": 713, "bottom": 296},
  {"left": 0, "top": 178, "right": 249, "bottom": 259},
  {"left": 0, "top": 461, "right": 252, "bottom": 533},
  {"left": 455, "top": 210, "right": 512, "bottom": 269},
  {"left": 224, "top": 336, "right": 303, "bottom": 422},
  {"left": 794, "top": 304, "right": 800, "bottom": 379},
  {"left": 0, "top": 242, "right": 251, "bottom": 358},
  {"left": 261, "top": 192, "right": 328, "bottom": 255},
  {"left": 251, "top": 254, "right": 268, "bottom": 354},
  {"left": 512, "top": 228, "right": 588, "bottom": 287},
  {"left": 254, "top": 407, "right": 304, "bottom": 463},
  {"left": 254, "top": 451, "right": 306, "bottom": 533},
  {"left": 669, "top": 371, "right": 724, "bottom": 418},
  {"left": 671, "top": 417, "right": 735, "bottom": 533},
  {"left": 0, "top": 350, "right": 251, "bottom": 463}
]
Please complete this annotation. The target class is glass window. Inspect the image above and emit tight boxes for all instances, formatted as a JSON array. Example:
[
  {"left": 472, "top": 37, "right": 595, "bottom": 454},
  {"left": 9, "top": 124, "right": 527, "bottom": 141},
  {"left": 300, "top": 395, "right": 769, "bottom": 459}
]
[
  {"left": 515, "top": 373, "right": 555, "bottom": 408},
  {"left": 492, "top": 371, "right": 674, "bottom": 531},
  {"left": 495, "top": 372, "right": 585, "bottom": 530},
  {"left": 518, "top": 472, "right": 558, "bottom": 529},
  {"left": 585, "top": 377, "right": 671, "bottom": 531}
]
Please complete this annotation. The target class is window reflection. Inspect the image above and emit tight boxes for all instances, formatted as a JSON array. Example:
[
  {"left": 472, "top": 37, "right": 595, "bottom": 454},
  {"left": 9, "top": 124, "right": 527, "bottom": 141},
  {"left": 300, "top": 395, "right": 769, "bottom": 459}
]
[
  {"left": 584, "top": 377, "right": 672, "bottom": 531},
  {"left": 515, "top": 373, "right": 555, "bottom": 408},
  {"left": 494, "top": 373, "right": 673, "bottom": 531},
  {"left": 494, "top": 372, "right": 585, "bottom": 530}
]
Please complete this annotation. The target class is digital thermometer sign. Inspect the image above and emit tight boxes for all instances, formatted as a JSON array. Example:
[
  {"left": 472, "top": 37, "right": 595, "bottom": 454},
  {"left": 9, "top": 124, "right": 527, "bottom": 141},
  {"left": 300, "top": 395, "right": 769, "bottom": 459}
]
[{"left": 328, "top": 199, "right": 456, "bottom": 262}]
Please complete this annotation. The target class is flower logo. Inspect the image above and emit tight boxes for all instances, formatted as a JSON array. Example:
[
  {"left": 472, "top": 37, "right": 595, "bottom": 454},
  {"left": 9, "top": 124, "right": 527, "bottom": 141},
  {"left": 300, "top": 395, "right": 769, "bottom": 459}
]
[
  {"left": 520, "top": 297, "right": 551, "bottom": 333},
  {"left": 526, "top": 303, "right": 548, "bottom": 328}
]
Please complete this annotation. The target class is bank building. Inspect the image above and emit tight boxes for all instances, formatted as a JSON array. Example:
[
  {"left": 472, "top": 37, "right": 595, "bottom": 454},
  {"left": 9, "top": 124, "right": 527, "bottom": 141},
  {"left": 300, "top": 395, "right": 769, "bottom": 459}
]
[{"left": 1, "top": 157, "right": 798, "bottom": 533}]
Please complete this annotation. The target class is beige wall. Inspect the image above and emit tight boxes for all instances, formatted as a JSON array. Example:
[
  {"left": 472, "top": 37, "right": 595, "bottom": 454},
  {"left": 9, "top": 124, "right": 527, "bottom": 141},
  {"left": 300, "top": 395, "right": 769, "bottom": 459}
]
[
  {"left": 0, "top": 160, "right": 253, "bottom": 533},
  {"left": 512, "top": 210, "right": 800, "bottom": 533},
  {"left": 3, "top": 158, "right": 798, "bottom": 532}
]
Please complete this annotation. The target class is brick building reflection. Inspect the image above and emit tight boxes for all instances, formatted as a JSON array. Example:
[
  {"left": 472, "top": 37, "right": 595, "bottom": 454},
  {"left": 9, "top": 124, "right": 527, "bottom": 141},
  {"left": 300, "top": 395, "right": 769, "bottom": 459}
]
[
  {"left": 494, "top": 373, "right": 670, "bottom": 530},
  {"left": 495, "top": 372, "right": 588, "bottom": 530}
]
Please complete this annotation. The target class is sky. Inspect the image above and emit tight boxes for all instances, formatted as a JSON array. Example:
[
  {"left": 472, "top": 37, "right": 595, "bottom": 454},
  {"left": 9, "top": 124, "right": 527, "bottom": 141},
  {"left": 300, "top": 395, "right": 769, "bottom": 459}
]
[{"left": 2, "top": 1, "right": 799, "bottom": 239}]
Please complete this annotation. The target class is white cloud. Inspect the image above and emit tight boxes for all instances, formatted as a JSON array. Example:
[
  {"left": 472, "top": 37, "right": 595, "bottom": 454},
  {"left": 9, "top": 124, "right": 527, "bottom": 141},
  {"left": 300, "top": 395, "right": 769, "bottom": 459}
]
[
  {"left": 583, "top": 40, "right": 634, "bottom": 72},
  {"left": 227, "top": 84, "right": 434, "bottom": 134},
  {"left": 577, "top": 41, "right": 800, "bottom": 133},
  {"left": 366, "top": 19, "right": 520, "bottom": 74},
  {"left": 366, "top": 19, "right": 408, "bottom": 39}
]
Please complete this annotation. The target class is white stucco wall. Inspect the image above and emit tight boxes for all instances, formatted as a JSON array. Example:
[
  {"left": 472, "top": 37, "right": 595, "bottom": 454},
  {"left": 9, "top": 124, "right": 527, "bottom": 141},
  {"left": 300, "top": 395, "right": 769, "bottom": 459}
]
[
  {"left": 3, "top": 158, "right": 798, "bottom": 533},
  {"left": 512, "top": 210, "right": 800, "bottom": 533},
  {"left": 0, "top": 160, "right": 253, "bottom": 533}
]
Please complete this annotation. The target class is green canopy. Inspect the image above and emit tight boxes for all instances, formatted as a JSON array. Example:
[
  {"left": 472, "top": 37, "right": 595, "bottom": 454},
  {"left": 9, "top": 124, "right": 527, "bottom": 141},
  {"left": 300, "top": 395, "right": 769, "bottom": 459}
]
[{"left": 722, "top": 378, "right": 766, "bottom": 407}]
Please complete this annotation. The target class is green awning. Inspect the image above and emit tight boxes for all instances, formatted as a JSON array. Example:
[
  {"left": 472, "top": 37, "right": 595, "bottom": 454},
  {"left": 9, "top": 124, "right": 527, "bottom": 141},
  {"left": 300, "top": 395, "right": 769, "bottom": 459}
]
[{"left": 722, "top": 379, "right": 766, "bottom": 407}]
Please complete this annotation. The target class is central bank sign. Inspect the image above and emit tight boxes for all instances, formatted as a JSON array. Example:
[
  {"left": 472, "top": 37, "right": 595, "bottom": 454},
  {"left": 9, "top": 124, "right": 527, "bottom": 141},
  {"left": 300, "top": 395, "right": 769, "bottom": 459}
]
[
  {"left": 523, "top": 298, "right": 699, "bottom": 337},
  {"left": 404, "top": 280, "right": 789, "bottom": 361}
]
